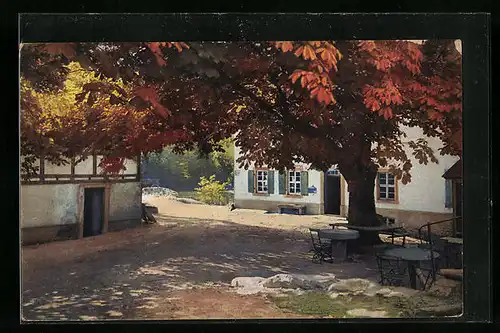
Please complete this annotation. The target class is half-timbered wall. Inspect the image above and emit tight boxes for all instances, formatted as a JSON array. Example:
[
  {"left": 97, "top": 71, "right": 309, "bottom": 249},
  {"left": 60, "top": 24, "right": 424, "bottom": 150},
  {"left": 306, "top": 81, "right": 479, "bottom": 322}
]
[
  {"left": 21, "top": 154, "right": 140, "bottom": 185},
  {"left": 20, "top": 154, "right": 142, "bottom": 244}
]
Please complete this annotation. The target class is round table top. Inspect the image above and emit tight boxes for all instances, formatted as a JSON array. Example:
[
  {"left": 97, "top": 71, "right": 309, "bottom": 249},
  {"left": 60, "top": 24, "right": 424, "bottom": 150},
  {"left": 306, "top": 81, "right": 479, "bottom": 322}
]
[
  {"left": 442, "top": 237, "right": 463, "bottom": 245},
  {"left": 384, "top": 247, "right": 440, "bottom": 262},
  {"left": 319, "top": 229, "right": 360, "bottom": 240}
]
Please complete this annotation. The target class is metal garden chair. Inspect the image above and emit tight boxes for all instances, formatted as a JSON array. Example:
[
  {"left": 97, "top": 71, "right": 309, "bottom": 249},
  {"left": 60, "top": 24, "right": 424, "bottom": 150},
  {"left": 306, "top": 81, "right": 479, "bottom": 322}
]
[
  {"left": 308, "top": 228, "right": 333, "bottom": 264},
  {"left": 375, "top": 254, "right": 409, "bottom": 287},
  {"left": 416, "top": 217, "right": 462, "bottom": 289}
]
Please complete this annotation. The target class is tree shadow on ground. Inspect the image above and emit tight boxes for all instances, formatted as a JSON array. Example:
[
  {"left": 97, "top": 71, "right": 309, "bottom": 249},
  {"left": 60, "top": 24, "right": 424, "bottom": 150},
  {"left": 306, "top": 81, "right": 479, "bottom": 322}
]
[{"left": 22, "top": 214, "right": 379, "bottom": 321}]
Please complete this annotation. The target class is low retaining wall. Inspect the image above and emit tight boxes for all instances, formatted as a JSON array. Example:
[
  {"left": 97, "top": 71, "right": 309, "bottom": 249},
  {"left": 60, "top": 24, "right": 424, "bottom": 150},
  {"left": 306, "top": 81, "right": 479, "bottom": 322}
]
[
  {"left": 234, "top": 199, "right": 323, "bottom": 215},
  {"left": 22, "top": 223, "right": 79, "bottom": 245},
  {"left": 376, "top": 208, "right": 454, "bottom": 236},
  {"left": 107, "top": 219, "right": 142, "bottom": 232},
  {"left": 22, "top": 219, "right": 143, "bottom": 245}
]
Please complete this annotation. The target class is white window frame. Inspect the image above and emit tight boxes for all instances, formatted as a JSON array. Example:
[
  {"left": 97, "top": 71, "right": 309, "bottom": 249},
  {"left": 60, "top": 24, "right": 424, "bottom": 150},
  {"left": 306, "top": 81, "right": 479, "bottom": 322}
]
[
  {"left": 256, "top": 170, "right": 268, "bottom": 194},
  {"left": 288, "top": 170, "right": 302, "bottom": 195},
  {"left": 378, "top": 172, "right": 396, "bottom": 201}
]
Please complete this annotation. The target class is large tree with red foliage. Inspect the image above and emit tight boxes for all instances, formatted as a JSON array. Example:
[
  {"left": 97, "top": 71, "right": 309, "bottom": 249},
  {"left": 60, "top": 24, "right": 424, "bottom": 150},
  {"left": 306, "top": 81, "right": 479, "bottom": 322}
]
[{"left": 20, "top": 40, "right": 461, "bottom": 244}]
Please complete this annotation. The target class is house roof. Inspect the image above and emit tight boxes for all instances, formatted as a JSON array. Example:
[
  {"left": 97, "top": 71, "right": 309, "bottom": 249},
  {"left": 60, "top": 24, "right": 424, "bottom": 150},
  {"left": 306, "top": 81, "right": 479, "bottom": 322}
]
[{"left": 442, "top": 159, "right": 462, "bottom": 179}]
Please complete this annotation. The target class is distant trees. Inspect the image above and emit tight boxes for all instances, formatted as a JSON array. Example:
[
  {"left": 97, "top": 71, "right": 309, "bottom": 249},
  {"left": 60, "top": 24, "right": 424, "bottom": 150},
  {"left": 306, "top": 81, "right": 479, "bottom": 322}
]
[{"left": 142, "top": 138, "right": 234, "bottom": 191}]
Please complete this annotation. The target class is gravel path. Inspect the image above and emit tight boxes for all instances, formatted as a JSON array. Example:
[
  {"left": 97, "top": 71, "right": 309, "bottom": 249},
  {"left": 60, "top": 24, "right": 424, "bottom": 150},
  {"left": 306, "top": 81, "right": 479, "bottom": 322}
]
[{"left": 22, "top": 197, "right": 378, "bottom": 321}]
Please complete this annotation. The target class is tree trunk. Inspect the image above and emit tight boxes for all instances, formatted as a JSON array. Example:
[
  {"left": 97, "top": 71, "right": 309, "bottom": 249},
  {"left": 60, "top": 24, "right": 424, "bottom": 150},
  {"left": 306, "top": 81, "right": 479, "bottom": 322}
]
[{"left": 340, "top": 162, "right": 383, "bottom": 247}]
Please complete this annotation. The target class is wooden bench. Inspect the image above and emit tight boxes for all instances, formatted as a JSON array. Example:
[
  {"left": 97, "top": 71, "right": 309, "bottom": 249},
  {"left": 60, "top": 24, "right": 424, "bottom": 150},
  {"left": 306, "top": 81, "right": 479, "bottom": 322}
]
[{"left": 278, "top": 204, "right": 306, "bottom": 215}]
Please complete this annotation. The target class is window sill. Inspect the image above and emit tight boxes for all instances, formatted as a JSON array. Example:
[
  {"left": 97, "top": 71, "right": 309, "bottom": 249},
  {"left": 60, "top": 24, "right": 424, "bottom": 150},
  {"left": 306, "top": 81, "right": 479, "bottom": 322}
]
[
  {"left": 376, "top": 199, "right": 399, "bottom": 204},
  {"left": 284, "top": 194, "right": 303, "bottom": 198},
  {"left": 253, "top": 193, "right": 270, "bottom": 197}
]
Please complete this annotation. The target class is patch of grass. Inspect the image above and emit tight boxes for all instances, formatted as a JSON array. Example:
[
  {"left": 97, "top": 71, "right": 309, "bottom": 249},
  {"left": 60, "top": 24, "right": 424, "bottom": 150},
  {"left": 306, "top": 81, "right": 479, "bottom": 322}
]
[
  {"left": 269, "top": 291, "right": 425, "bottom": 318},
  {"left": 271, "top": 292, "right": 343, "bottom": 317}
]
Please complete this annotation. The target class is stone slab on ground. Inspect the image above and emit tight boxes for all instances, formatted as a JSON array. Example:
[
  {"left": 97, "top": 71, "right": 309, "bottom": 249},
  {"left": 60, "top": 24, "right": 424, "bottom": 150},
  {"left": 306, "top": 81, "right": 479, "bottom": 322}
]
[
  {"left": 262, "top": 273, "right": 337, "bottom": 290},
  {"left": 231, "top": 275, "right": 422, "bottom": 300},
  {"left": 327, "top": 278, "right": 377, "bottom": 294},
  {"left": 230, "top": 274, "right": 338, "bottom": 295},
  {"left": 415, "top": 304, "right": 462, "bottom": 317},
  {"left": 346, "top": 308, "right": 389, "bottom": 318},
  {"left": 326, "top": 278, "right": 420, "bottom": 298}
]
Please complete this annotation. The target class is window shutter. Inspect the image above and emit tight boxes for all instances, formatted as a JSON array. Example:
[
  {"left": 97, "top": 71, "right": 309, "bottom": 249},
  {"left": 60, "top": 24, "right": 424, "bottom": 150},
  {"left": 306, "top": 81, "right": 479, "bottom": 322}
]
[
  {"left": 300, "top": 171, "right": 309, "bottom": 196},
  {"left": 248, "top": 170, "right": 255, "bottom": 193},
  {"left": 445, "top": 179, "right": 452, "bottom": 208},
  {"left": 278, "top": 172, "right": 286, "bottom": 194},
  {"left": 268, "top": 171, "right": 275, "bottom": 194}
]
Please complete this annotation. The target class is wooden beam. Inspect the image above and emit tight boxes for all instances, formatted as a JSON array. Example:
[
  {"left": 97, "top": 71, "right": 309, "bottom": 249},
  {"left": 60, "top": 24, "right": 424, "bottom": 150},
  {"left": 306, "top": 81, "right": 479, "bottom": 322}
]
[
  {"left": 39, "top": 151, "right": 45, "bottom": 183},
  {"left": 21, "top": 179, "right": 139, "bottom": 186},
  {"left": 136, "top": 154, "right": 141, "bottom": 181},
  {"left": 70, "top": 157, "right": 75, "bottom": 181},
  {"left": 92, "top": 152, "right": 97, "bottom": 176},
  {"left": 40, "top": 173, "right": 137, "bottom": 178}
]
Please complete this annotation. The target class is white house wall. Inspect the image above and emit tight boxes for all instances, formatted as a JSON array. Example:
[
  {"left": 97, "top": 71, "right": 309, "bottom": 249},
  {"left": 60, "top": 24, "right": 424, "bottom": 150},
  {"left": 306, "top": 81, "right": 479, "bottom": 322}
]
[
  {"left": 234, "top": 125, "right": 459, "bottom": 228},
  {"left": 21, "top": 184, "right": 80, "bottom": 228},
  {"left": 342, "top": 126, "right": 459, "bottom": 214},
  {"left": 342, "top": 126, "right": 460, "bottom": 230},
  {"left": 233, "top": 145, "right": 324, "bottom": 214},
  {"left": 96, "top": 155, "right": 138, "bottom": 175},
  {"left": 74, "top": 157, "right": 94, "bottom": 174},
  {"left": 108, "top": 182, "right": 142, "bottom": 221},
  {"left": 233, "top": 167, "right": 323, "bottom": 206},
  {"left": 43, "top": 158, "right": 72, "bottom": 174},
  {"left": 20, "top": 182, "right": 142, "bottom": 229}
]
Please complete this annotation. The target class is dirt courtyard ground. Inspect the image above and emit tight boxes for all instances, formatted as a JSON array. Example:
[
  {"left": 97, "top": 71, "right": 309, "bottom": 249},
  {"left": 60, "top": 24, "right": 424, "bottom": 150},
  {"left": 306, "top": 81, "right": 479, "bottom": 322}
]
[{"left": 21, "top": 197, "right": 382, "bottom": 321}]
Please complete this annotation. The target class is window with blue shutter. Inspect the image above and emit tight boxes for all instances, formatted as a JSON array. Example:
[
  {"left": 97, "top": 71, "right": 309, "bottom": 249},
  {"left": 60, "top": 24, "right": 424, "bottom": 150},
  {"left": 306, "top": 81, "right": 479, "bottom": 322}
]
[
  {"left": 247, "top": 170, "right": 254, "bottom": 193},
  {"left": 268, "top": 171, "right": 275, "bottom": 194},
  {"left": 278, "top": 172, "right": 286, "bottom": 194},
  {"left": 300, "top": 171, "right": 309, "bottom": 196}
]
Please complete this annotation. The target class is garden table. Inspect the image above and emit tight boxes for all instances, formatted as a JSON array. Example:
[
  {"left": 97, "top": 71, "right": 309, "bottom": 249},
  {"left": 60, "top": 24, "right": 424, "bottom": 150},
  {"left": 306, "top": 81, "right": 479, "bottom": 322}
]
[
  {"left": 318, "top": 229, "right": 359, "bottom": 262},
  {"left": 329, "top": 223, "right": 408, "bottom": 245},
  {"left": 384, "top": 247, "right": 440, "bottom": 289}
]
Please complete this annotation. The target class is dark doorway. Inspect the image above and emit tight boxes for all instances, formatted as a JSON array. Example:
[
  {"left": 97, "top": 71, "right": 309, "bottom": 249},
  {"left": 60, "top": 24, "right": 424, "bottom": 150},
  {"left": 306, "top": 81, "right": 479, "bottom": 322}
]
[
  {"left": 454, "top": 181, "right": 463, "bottom": 237},
  {"left": 83, "top": 188, "right": 105, "bottom": 237},
  {"left": 324, "top": 173, "right": 341, "bottom": 215}
]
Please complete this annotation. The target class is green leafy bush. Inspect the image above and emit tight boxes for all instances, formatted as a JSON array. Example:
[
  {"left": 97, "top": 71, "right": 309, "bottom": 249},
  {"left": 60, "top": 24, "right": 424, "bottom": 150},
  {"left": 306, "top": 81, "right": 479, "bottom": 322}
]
[{"left": 195, "top": 175, "right": 229, "bottom": 205}]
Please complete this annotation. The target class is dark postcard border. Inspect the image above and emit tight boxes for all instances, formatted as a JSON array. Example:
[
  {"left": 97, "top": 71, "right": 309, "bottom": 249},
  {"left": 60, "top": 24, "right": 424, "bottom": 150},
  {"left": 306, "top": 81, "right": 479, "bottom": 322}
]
[
  {"left": 16, "top": 13, "right": 491, "bottom": 326},
  {"left": 18, "top": 13, "right": 490, "bottom": 42}
]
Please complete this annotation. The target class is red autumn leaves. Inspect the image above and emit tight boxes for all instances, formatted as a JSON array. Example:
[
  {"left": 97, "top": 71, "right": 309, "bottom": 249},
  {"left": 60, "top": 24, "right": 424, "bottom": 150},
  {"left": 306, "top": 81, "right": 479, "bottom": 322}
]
[
  {"left": 289, "top": 70, "right": 336, "bottom": 105},
  {"left": 145, "top": 42, "right": 190, "bottom": 67},
  {"left": 134, "top": 86, "right": 170, "bottom": 118},
  {"left": 22, "top": 40, "right": 462, "bottom": 176},
  {"left": 277, "top": 41, "right": 341, "bottom": 106},
  {"left": 363, "top": 80, "right": 404, "bottom": 120},
  {"left": 276, "top": 40, "right": 460, "bottom": 125}
]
